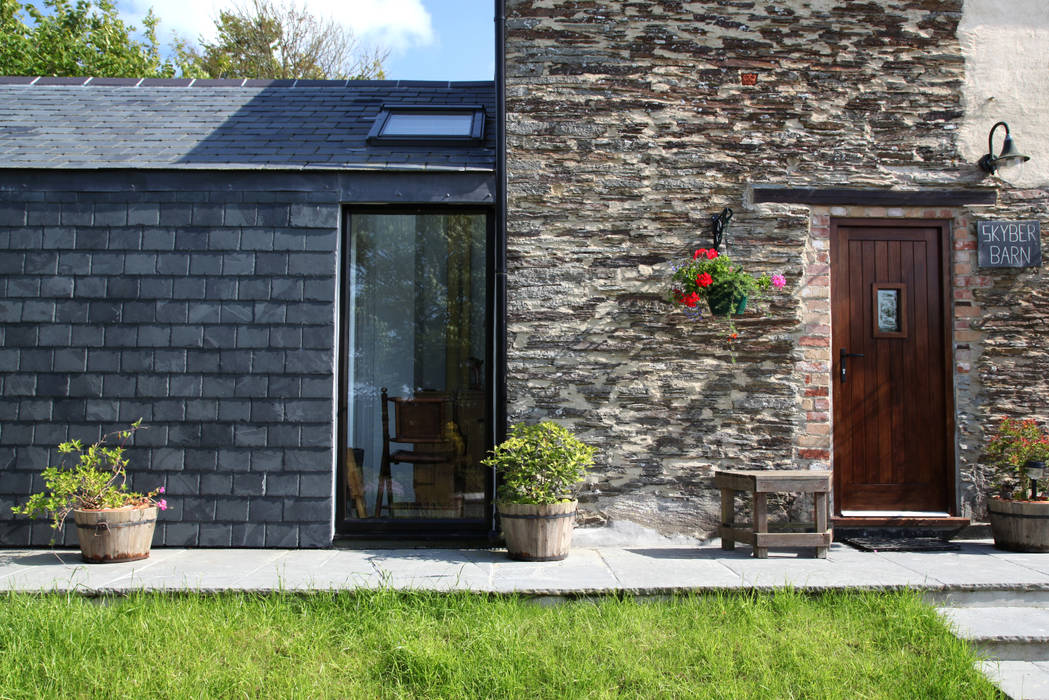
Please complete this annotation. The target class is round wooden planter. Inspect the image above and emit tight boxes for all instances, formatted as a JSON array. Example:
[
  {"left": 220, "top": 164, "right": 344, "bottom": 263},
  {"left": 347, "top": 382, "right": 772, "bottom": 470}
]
[
  {"left": 73, "top": 505, "right": 158, "bottom": 564},
  {"left": 498, "top": 500, "right": 577, "bottom": 562},
  {"left": 988, "top": 498, "right": 1049, "bottom": 553}
]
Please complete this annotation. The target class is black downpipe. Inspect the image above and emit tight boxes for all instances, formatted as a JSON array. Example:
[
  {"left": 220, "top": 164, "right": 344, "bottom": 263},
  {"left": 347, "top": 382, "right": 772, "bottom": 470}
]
[
  {"left": 494, "top": 0, "right": 508, "bottom": 447},
  {"left": 491, "top": 0, "right": 508, "bottom": 539}
]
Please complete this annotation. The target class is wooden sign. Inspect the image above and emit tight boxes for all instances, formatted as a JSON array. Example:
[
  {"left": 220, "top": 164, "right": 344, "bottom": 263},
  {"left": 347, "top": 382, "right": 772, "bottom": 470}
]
[{"left": 978, "top": 220, "right": 1042, "bottom": 268}]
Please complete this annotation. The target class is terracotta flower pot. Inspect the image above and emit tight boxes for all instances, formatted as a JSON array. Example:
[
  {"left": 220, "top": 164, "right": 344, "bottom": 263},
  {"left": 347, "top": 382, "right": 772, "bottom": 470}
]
[
  {"left": 498, "top": 500, "right": 577, "bottom": 561},
  {"left": 989, "top": 497, "right": 1049, "bottom": 553},
  {"left": 73, "top": 505, "right": 158, "bottom": 563}
]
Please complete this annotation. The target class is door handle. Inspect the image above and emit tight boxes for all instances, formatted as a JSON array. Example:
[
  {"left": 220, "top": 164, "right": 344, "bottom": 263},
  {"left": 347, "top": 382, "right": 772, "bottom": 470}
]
[{"left": 840, "top": 348, "right": 865, "bottom": 384}]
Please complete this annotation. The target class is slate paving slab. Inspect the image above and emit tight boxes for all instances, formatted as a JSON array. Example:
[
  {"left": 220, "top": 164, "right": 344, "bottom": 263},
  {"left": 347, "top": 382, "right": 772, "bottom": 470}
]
[
  {"left": 0, "top": 548, "right": 184, "bottom": 592},
  {"left": 981, "top": 660, "right": 1049, "bottom": 700},
  {"left": 597, "top": 546, "right": 746, "bottom": 591},
  {"left": 255, "top": 549, "right": 371, "bottom": 591},
  {"left": 366, "top": 549, "right": 498, "bottom": 591},
  {"left": 877, "top": 547, "right": 1049, "bottom": 587},
  {"left": 487, "top": 547, "right": 620, "bottom": 593},
  {"left": 718, "top": 543, "right": 937, "bottom": 589},
  {"left": 941, "top": 606, "right": 1049, "bottom": 645},
  {"left": 96, "top": 549, "right": 288, "bottom": 592}
]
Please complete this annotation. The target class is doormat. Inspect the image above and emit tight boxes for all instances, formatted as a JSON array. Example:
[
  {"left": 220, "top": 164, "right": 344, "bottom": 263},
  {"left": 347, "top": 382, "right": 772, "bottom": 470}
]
[{"left": 839, "top": 536, "right": 960, "bottom": 553}]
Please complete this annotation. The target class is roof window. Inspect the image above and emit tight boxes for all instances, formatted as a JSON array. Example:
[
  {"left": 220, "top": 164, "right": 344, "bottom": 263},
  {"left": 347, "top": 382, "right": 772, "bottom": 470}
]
[{"left": 367, "top": 104, "right": 485, "bottom": 144}]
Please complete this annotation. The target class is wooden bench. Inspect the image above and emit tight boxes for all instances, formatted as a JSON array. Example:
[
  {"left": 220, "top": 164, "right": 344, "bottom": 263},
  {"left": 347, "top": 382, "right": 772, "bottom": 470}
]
[{"left": 714, "top": 469, "right": 833, "bottom": 558}]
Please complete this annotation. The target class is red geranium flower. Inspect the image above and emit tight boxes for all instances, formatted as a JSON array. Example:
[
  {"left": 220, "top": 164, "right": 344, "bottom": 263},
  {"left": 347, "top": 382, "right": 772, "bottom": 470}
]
[
  {"left": 695, "top": 272, "right": 713, "bottom": 288},
  {"left": 706, "top": 249, "right": 718, "bottom": 260},
  {"left": 693, "top": 249, "right": 706, "bottom": 260}
]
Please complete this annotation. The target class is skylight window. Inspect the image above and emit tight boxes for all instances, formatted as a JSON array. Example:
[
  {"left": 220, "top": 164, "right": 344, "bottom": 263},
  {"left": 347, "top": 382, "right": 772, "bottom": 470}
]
[{"left": 367, "top": 105, "right": 485, "bottom": 144}]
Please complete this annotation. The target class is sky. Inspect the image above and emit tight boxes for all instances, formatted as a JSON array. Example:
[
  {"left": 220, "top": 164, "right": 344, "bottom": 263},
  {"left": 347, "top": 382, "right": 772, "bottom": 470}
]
[{"left": 116, "top": 0, "right": 496, "bottom": 81}]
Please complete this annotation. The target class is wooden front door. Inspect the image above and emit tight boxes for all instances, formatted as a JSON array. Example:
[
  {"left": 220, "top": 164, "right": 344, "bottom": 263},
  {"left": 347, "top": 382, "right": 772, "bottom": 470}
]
[{"left": 830, "top": 219, "right": 954, "bottom": 514}]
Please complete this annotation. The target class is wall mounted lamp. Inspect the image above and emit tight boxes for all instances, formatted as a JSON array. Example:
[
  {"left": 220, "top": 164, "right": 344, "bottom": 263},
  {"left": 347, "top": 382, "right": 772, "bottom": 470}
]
[{"left": 978, "top": 121, "right": 1030, "bottom": 174}]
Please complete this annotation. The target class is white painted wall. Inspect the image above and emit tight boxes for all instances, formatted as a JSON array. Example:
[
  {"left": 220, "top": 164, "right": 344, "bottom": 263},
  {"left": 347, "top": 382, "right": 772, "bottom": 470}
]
[{"left": 959, "top": 0, "right": 1049, "bottom": 188}]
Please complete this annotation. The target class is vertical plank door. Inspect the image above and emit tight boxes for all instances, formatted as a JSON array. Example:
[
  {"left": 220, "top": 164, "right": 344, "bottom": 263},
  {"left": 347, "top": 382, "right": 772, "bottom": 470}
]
[{"left": 831, "top": 220, "right": 953, "bottom": 513}]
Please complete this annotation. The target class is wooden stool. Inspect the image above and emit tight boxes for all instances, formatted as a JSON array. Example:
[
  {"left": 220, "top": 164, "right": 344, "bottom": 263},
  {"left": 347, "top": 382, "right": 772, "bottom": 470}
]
[{"left": 714, "top": 469, "right": 833, "bottom": 558}]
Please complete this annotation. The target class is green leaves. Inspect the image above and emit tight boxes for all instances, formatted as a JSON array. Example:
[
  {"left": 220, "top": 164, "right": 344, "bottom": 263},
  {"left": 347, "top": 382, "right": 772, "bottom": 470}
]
[
  {"left": 10, "top": 422, "right": 152, "bottom": 540},
  {"left": 0, "top": 0, "right": 388, "bottom": 81},
  {"left": 175, "top": 0, "right": 387, "bottom": 80},
  {"left": 987, "top": 417, "right": 1049, "bottom": 498},
  {"left": 0, "top": 0, "right": 182, "bottom": 78},
  {"left": 482, "top": 422, "right": 596, "bottom": 505}
]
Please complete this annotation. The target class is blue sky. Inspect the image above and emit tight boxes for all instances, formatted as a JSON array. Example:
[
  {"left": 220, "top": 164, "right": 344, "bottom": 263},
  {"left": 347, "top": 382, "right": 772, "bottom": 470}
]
[
  {"left": 383, "top": 1, "right": 495, "bottom": 80},
  {"left": 116, "top": 0, "right": 495, "bottom": 81}
]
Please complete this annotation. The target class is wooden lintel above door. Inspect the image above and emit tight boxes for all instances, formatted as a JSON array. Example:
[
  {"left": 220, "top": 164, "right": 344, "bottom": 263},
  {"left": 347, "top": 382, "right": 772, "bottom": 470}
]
[{"left": 751, "top": 185, "right": 997, "bottom": 207}]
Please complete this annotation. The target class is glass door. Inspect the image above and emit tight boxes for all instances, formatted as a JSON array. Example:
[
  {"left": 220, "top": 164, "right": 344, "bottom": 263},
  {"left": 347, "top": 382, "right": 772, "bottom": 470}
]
[{"left": 339, "top": 209, "right": 492, "bottom": 533}]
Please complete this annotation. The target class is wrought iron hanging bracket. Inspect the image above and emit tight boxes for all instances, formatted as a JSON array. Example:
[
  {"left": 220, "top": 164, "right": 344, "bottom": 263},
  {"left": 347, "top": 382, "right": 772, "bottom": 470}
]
[{"left": 711, "top": 207, "right": 733, "bottom": 251}]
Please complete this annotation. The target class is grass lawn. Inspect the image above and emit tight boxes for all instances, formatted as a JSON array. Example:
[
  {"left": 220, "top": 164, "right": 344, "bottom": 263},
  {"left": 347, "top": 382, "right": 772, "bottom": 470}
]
[{"left": 0, "top": 588, "right": 995, "bottom": 699}]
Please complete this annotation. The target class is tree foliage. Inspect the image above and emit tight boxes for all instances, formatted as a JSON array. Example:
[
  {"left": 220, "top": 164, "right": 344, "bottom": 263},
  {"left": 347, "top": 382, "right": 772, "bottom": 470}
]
[
  {"left": 0, "top": 0, "right": 181, "bottom": 77},
  {"left": 178, "top": 0, "right": 387, "bottom": 80}
]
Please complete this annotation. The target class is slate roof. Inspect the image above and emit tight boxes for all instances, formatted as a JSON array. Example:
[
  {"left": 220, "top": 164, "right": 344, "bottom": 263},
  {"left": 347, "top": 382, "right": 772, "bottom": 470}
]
[{"left": 0, "top": 77, "right": 496, "bottom": 171}]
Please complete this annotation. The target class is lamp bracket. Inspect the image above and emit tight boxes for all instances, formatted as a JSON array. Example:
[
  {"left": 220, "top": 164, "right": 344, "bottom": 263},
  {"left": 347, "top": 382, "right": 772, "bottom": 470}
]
[{"left": 711, "top": 207, "right": 733, "bottom": 251}]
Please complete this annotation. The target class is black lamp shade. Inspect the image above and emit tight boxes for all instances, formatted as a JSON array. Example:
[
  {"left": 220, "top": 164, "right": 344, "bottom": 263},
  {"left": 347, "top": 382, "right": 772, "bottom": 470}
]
[
  {"left": 996, "top": 134, "right": 1030, "bottom": 167},
  {"left": 980, "top": 121, "right": 1031, "bottom": 173}
]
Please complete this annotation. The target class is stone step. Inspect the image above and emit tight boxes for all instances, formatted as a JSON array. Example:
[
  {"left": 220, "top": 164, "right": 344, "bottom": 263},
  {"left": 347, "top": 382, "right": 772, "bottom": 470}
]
[
  {"left": 980, "top": 660, "right": 1049, "bottom": 700},
  {"left": 938, "top": 606, "right": 1049, "bottom": 662},
  {"left": 929, "top": 588, "right": 1049, "bottom": 609}
]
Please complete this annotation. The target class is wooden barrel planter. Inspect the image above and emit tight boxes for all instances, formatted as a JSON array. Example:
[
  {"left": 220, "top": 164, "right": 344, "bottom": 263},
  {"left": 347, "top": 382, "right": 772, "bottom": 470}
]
[
  {"left": 498, "top": 500, "right": 577, "bottom": 561},
  {"left": 73, "top": 505, "right": 158, "bottom": 563},
  {"left": 988, "top": 498, "right": 1049, "bottom": 553}
]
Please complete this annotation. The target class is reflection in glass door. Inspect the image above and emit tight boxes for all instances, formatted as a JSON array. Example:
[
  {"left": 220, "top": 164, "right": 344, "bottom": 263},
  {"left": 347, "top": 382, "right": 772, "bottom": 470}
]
[{"left": 341, "top": 211, "right": 490, "bottom": 527}]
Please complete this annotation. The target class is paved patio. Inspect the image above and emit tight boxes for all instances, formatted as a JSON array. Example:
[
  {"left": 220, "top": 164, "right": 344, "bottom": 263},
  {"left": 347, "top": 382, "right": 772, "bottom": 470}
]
[{"left": 1, "top": 534, "right": 1046, "bottom": 595}]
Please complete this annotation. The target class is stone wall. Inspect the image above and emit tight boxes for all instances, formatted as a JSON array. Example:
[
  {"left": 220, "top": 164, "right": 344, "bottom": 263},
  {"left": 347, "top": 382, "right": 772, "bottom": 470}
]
[
  {"left": 504, "top": 0, "right": 1049, "bottom": 533},
  {"left": 0, "top": 171, "right": 339, "bottom": 547}
]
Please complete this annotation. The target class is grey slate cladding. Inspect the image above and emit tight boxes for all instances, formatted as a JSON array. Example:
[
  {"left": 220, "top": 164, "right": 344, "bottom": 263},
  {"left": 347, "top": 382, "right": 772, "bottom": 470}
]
[
  {"left": 0, "top": 81, "right": 496, "bottom": 171},
  {"left": 0, "top": 183, "right": 337, "bottom": 548}
]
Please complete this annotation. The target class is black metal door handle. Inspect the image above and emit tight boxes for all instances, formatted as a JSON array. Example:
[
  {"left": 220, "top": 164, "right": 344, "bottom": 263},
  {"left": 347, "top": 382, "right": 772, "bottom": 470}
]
[{"left": 840, "top": 349, "right": 865, "bottom": 384}]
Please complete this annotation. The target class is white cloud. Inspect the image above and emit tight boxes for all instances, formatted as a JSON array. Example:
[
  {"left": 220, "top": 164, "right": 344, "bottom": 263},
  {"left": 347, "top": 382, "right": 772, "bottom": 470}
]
[{"left": 119, "top": 0, "right": 433, "bottom": 50}]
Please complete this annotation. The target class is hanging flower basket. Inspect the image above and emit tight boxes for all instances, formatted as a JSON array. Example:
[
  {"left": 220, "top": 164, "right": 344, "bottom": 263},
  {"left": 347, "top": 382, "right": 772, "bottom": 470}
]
[{"left": 706, "top": 284, "right": 749, "bottom": 316}]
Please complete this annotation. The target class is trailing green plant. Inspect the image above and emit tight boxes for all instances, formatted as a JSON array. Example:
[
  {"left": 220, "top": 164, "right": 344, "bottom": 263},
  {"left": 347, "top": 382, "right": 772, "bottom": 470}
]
[
  {"left": 986, "top": 417, "right": 1049, "bottom": 499},
  {"left": 482, "top": 421, "right": 595, "bottom": 505},
  {"left": 11, "top": 420, "right": 166, "bottom": 540}
]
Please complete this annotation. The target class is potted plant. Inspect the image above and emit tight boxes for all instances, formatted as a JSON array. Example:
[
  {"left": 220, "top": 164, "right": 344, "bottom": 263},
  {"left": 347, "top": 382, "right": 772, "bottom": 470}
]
[
  {"left": 11, "top": 421, "right": 167, "bottom": 563},
  {"left": 985, "top": 417, "right": 1049, "bottom": 552},
  {"left": 668, "top": 247, "right": 786, "bottom": 353},
  {"left": 482, "top": 421, "right": 596, "bottom": 561},
  {"left": 669, "top": 247, "right": 786, "bottom": 316}
]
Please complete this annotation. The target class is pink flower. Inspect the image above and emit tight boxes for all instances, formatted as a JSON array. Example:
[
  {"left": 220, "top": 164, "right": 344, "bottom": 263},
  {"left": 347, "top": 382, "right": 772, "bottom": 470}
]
[
  {"left": 158, "top": 499, "right": 168, "bottom": 511},
  {"left": 771, "top": 274, "right": 786, "bottom": 289},
  {"left": 157, "top": 486, "right": 165, "bottom": 494}
]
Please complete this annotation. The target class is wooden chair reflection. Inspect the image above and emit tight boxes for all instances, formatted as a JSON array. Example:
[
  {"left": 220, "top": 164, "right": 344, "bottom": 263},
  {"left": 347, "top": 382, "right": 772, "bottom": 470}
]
[
  {"left": 375, "top": 388, "right": 456, "bottom": 518},
  {"left": 345, "top": 448, "right": 367, "bottom": 519}
]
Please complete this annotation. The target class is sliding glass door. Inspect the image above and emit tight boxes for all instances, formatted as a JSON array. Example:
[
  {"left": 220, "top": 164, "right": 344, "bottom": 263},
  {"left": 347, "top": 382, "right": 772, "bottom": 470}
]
[{"left": 339, "top": 209, "right": 492, "bottom": 532}]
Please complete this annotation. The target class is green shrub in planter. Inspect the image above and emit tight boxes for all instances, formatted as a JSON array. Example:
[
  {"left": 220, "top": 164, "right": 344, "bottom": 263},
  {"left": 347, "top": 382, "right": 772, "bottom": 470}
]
[
  {"left": 482, "top": 421, "right": 596, "bottom": 561},
  {"left": 482, "top": 421, "right": 596, "bottom": 504}
]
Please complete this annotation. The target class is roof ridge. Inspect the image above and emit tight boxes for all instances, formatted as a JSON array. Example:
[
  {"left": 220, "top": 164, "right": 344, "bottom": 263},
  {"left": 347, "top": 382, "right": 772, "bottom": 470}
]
[{"left": 0, "top": 76, "right": 492, "bottom": 88}]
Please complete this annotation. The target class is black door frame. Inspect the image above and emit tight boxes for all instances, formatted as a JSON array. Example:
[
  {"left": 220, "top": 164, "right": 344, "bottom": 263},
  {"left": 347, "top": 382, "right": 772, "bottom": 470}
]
[{"left": 336, "top": 205, "right": 501, "bottom": 539}]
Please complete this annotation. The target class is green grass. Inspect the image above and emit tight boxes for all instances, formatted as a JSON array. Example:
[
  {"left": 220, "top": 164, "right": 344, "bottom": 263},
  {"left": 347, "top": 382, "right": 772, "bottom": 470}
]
[{"left": 0, "top": 589, "right": 995, "bottom": 699}]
